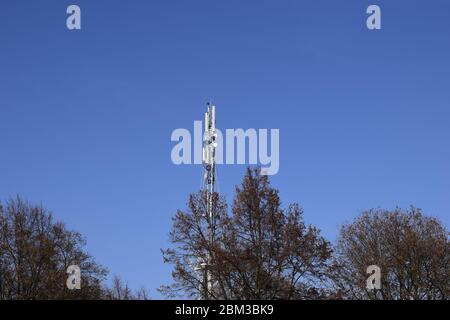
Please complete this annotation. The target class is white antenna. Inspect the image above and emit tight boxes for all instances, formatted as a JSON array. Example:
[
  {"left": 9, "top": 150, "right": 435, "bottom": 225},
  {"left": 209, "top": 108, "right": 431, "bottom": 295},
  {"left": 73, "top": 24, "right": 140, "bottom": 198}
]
[{"left": 200, "top": 101, "right": 217, "bottom": 299}]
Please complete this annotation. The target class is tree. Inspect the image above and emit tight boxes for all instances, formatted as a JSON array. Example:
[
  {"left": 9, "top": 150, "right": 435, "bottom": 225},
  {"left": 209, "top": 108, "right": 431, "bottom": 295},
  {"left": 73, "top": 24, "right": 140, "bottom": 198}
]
[
  {"left": 103, "top": 275, "right": 150, "bottom": 300},
  {"left": 160, "top": 168, "right": 332, "bottom": 299},
  {"left": 104, "top": 275, "right": 133, "bottom": 300},
  {"left": 159, "top": 190, "right": 228, "bottom": 299},
  {"left": 329, "top": 207, "right": 449, "bottom": 300},
  {"left": 0, "top": 196, "right": 107, "bottom": 299}
]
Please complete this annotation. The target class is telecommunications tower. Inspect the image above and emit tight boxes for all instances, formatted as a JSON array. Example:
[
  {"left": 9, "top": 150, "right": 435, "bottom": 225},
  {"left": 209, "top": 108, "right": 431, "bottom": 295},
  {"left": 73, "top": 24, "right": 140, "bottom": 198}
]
[{"left": 201, "top": 102, "right": 217, "bottom": 299}]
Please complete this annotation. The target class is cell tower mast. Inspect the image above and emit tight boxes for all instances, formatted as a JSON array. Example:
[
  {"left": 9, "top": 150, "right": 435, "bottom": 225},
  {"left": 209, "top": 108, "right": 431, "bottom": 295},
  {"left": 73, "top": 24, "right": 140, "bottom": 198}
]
[{"left": 201, "top": 102, "right": 217, "bottom": 299}]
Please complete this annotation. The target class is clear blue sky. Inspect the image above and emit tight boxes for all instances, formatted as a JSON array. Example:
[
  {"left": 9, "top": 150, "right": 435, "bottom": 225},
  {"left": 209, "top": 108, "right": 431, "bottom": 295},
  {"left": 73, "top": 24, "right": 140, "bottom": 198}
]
[{"left": 1, "top": 1, "right": 449, "bottom": 298}]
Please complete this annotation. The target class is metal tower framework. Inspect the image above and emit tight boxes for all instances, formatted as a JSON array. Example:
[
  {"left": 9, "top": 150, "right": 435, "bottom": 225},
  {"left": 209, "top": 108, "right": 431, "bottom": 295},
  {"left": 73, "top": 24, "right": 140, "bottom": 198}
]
[{"left": 201, "top": 102, "right": 217, "bottom": 299}]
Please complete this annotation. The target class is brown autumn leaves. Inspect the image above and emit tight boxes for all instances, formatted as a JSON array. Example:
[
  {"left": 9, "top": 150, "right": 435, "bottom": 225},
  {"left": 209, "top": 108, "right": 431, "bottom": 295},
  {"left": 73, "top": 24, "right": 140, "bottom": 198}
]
[
  {"left": 1, "top": 168, "right": 448, "bottom": 299},
  {"left": 0, "top": 198, "right": 147, "bottom": 299},
  {"left": 160, "top": 168, "right": 449, "bottom": 300}
]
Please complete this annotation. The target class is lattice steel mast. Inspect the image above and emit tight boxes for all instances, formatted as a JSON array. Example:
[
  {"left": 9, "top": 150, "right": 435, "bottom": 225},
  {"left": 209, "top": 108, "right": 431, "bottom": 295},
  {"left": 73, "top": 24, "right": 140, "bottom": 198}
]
[{"left": 201, "top": 102, "right": 217, "bottom": 299}]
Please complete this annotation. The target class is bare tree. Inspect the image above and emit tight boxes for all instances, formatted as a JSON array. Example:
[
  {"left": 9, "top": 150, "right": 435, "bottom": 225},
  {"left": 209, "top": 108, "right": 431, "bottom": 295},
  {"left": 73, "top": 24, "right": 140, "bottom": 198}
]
[
  {"left": 0, "top": 196, "right": 107, "bottom": 299},
  {"left": 103, "top": 275, "right": 150, "bottom": 300},
  {"left": 105, "top": 276, "right": 133, "bottom": 300},
  {"left": 135, "top": 286, "right": 150, "bottom": 300},
  {"left": 160, "top": 168, "right": 332, "bottom": 299},
  {"left": 329, "top": 207, "right": 449, "bottom": 300}
]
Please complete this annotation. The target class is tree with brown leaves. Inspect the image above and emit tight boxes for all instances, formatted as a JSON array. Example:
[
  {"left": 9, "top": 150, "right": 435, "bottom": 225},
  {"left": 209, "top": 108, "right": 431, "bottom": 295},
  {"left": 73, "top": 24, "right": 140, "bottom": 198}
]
[
  {"left": 160, "top": 168, "right": 332, "bottom": 299},
  {"left": 0, "top": 196, "right": 107, "bottom": 299},
  {"left": 329, "top": 207, "right": 449, "bottom": 300}
]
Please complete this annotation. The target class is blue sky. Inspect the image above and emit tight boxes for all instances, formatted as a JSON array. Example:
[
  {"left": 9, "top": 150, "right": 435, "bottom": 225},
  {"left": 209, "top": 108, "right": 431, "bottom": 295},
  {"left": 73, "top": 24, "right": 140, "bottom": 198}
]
[{"left": 0, "top": 1, "right": 449, "bottom": 298}]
